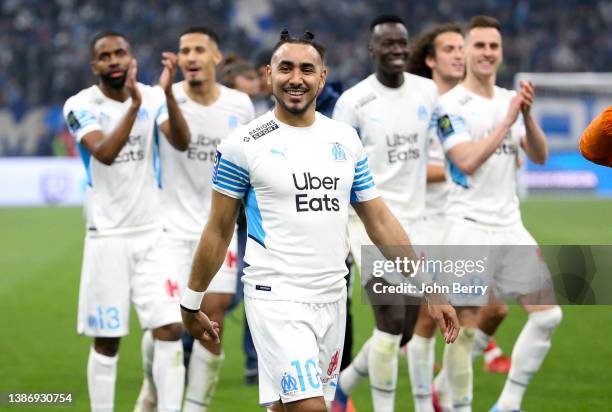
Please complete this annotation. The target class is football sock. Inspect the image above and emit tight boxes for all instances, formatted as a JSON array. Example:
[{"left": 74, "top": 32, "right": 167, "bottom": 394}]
[
  {"left": 153, "top": 339, "right": 185, "bottom": 412},
  {"left": 497, "top": 307, "right": 562, "bottom": 410},
  {"left": 369, "top": 329, "right": 401, "bottom": 412},
  {"left": 407, "top": 335, "right": 436, "bottom": 412},
  {"left": 433, "top": 367, "right": 453, "bottom": 412},
  {"left": 444, "top": 327, "right": 475, "bottom": 412},
  {"left": 183, "top": 341, "right": 224, "bottom": 412},
  {"left": 471, "top": 328, "right": 492, "bottom": 362},
  {"left": 339, "top": 337, "right": 371, "bottom": 395},
  {"left": 87, "top": 347, "right": 117, "bottom": 412}
]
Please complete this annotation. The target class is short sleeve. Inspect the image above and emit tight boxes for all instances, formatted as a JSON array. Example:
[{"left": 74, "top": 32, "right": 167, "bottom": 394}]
[
  {"left": 332, "top": 94, "right": 360, "bottom": 132},
  {"left": 350, "top": 138, "right": 378, "bottom": 204},
  {"left": 212, "top": 131, "right": 250, "bottom": 199},
  {"left": 63, "top": 97, "right": 101, "bottom": 142},
  {"left": 435, "top": 102, "right": 471, "bottom": 153}
]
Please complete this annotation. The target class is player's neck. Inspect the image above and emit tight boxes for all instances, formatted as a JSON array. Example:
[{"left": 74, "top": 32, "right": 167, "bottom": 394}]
[
  {"left": 462, "top": 73, "right": 496, "bottom": 99},
  {"left": 274, "top": 106, "right": 316, "bottom": 127},
  {"left": 433, "top": 74, "right": 460, "bottom": 95},
  {"left": 98, "top": 83, "right": 131, "bottom": 102},
  {"left": 184, "top": 80, "right": 220, "bottom": 106},
  {"left": 375, "top": 71, "right": 404, "bottom": 89}
]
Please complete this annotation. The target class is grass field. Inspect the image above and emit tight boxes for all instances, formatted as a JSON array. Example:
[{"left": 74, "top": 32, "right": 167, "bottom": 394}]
[{"left": 1, "top": 198, "right": 611, "bottom": 411}]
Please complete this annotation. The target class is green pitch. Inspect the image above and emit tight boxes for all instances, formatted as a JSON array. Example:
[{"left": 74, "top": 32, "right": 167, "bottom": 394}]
[{"left": 1, "top": 198, "right": 611, "bottom": 411}]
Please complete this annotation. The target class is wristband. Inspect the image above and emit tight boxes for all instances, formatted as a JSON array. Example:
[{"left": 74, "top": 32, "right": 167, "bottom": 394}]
[{"left": 180, "top": 287, "right": 205, "bottom": 312}]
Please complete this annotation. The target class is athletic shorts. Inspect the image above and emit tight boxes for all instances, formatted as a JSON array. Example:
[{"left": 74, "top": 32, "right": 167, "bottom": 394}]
[
  {"left": 244, "top": 291, "right": 347, "bottom": 406},
  {"left": 77, "top": 228, "right": 181, "bottom": 337},
  {"left": 160, "top": 232, "right": 239, "bottom": 295},
  {"left": 441, "top": 217, "right": 553, "bottom": 305},
  {"left": 349, "top": 215, "right": 433, "bottom": 288}
]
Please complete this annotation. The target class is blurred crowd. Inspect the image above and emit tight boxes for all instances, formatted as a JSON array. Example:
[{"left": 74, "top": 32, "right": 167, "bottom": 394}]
[{"left": 1, "top": 0, "right": 611, "bottom": 155}]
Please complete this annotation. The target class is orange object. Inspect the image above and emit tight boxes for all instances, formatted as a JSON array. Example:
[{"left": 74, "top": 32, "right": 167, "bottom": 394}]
[{"left": 579, "top": 106, "right": 612, "bottom": 167}]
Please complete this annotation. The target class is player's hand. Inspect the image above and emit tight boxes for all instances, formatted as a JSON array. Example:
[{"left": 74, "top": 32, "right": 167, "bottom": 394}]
[
  {"left": 425, "top": 292, "right": 460, "bottom": 343},
  {"left": 503, "top": 92, "right": 524, "bottom": 128},
  {"left": 519, "top": 80, "right": 535, "bottom": 115},
  {"left": 126, "top": 58, "right": 142, "bottom": 107},
  {"left": 181, "top": 309, "right": 221, "bottom": 344},
  {"left": 160, "top": 52, "right": 178, "bottom": 95}
]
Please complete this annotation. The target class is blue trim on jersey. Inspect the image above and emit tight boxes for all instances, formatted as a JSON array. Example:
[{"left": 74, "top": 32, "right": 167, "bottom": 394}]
[
  {"left": 447, "top": 157, "right": 468, "bottom": 189},
  {"left": 352, "top": 181, "right": 375, "bottom": 192},
  {"left": 153, "top": 121, "right": 162, "bottom": 188},
  {"left": 77, "top": 143, "right": 93, "bottom": 187},
  {"left": 245, "top": 186, "right": 266, "bottom": 248},
  {"left": 356, "top": 157, "right": 368, "bottom": 167},
  {"left": 214, "top": 176, "right": 248, "bottom": 193},
  {"left": 216, "top": 168, "right": 248, "bottom": 185},
  {"left": 354, "top": 170, "right": 371, "bottom": 181},
  {"left": 353, "top": 175, "right": 374, "bottom": 188},
  {"left": 219, "top": 158, "right": 249, "bottom": 179}
]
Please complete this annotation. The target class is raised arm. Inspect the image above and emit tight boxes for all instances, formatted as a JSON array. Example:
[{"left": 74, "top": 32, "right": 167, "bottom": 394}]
[
  {"left": 79, "top": 59, "right": 142, "bottom": 165},
  {"left": 518, "top": 80, "right": 547, "bottom": 164},
  {"left": 158, "top": 51, "right": 190, "bottom": 151},
  {"left": 352, "top": 198, "right": 459, "bottom": 343},
  {"left": 445, "top": 92, "right": 523, "bottom": 175},
  {"left": 181, "top": 190, "right": 241, "bottom": 342}
]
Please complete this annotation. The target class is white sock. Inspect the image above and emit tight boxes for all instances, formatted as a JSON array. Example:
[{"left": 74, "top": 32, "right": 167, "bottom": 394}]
[
  {"left": 368, "top": 329, "right": 402, "bottom": 412},
  {"left": 141, "top": 330, "right": 155, "bottom": 382},
  {"left": 433, "top": 368, "right": 452, "bottom": 412},
  {"left": 339, "top": 337, "right": 371, "bottom": 395},
  {"left": 153, "top": 339, "right": 185, "bottom": 412},
  {"left": 87, "top": 347, "right": 117, "bottom": 412},
  {"left": 183, "top": 340, "right": 224, "bottom": 412},
  {"left": 407, "top": 335, "right": 435, "bottom": 412},
  {"left": 444, "top": 328, "right": 475, "bottom": 412},
  {"left": 471, "top": 328, "right": 491, "bottom": 362},
  {"left": 498, "top": 307, "right": 562, "bottom": 411}
]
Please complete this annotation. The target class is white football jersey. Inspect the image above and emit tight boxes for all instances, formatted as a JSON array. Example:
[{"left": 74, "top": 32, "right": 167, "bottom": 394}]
[
  {"left": 434, "top": 84, "right": 525, "bottom": 226},
  {"left": 425, "top": 132, "right": 448, "bottom": 218},
  {"left": 63, "top": 83, "right": 165, "bottom": 233},
  {"left": 156, "top": 82, "right": 255, "bottom": 239},
  {"left": 333, "top": 73, "right": 438, "bottom": 223},
  {"left": 212, "top": 111, "right": 378, "bottom": 303}
]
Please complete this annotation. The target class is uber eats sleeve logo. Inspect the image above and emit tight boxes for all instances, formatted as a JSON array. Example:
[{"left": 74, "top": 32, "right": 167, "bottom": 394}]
[{"left": 292, "top": 172, "right": 340, "bottom": 212}]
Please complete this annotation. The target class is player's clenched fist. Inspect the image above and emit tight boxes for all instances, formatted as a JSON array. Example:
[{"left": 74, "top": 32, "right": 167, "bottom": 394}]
[{"left": 182, "top": 309, "right": 221, "bottom": 343}]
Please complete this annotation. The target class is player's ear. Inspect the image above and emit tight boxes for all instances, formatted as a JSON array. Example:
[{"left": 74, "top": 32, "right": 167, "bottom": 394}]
[
  {"left": 266, "top": 64, "right": 272, "bottom": 87},
  {"left": 213, "top": 48, "right": 223, "bottom": 66},
  {"left": 90, "top": 60, "right": 99, "bottom": 77},
  {"left": 318, "top": 66, "right": 328, "bottom": 93},
  {"left": 425, "top": 55, "right": 435, "bottom": 70}
]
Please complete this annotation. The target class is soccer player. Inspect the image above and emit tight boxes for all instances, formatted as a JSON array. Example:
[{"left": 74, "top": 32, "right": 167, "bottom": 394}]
[
  {"left": 133, "top": 27, "right": 255, "bottom": 412},
  {"left": 180, "top": 29, "right": 459, "bottom": 412},
  {"left": 406, "top": 23, "right": 510, "bottom": 412},
  {"left": 433, "top": 16, "right": 562, "bottom": 412},
  {"left": 331, "top": 15, "right": 446, "bottom": 412},
  {"left": 63, "top": 32, "right": 189, "bottom": 412},
  {"left": 579, "top": 106, "right": 612, "bottom": 167}
]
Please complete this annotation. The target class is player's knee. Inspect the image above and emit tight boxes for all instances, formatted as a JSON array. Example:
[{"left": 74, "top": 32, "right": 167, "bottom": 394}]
[
  {"left": 374, "top": 306, "right": 406, "bottom": 335},
  {"left": 283, "top": 396, "right": 326, "bottom": 412},
  {"left": 94, "top": 337, "right": 120, "bottom": 356},
  {"left": 486, "top": 303, "right": 509, "bottom": 320},
  {"left": 530, "top": 306, "right": 562, "bottom": 332},
  {"left": 152, "top": 322, "right": 182, "bottom": 341}
]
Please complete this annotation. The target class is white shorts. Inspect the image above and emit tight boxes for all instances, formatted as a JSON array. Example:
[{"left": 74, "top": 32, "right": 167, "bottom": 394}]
[
  {"left": 77, "top": 228, "right": 181, "bottom": 337},
  {"left": 349, "top": 215, "right": 433, "bottom": 287},
  {"left": 161, "top": 232, "right": 239, "bottom": 295},
  {"left": 442, "top": 218, "right": 553, "bottom": 305},
  {"left": 244, "top": 292, "right": 347, "bottom": 406}
]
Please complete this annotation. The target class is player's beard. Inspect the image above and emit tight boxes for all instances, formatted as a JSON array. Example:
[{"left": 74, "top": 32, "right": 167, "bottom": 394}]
[
  {"left": 274, "top": 88, "right": 316, "bottom": 115},
  {"left": 188, "top": 79, "right": 203, "bottom": 87},
  {"left": 100, "top": 71, "right": 128, "bottom": 89}
]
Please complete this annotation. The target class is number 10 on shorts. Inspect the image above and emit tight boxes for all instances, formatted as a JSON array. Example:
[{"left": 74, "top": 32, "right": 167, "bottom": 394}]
[{"left": 281, "top": 359, "right": 321, "bottom": 395}]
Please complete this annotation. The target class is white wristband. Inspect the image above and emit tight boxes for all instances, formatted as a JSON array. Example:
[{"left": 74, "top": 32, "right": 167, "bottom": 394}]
[{"left": 180, "top": 287, "right": 205, "bottom": 312}]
